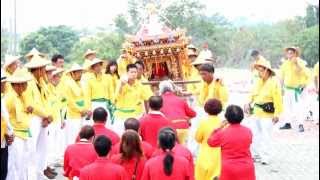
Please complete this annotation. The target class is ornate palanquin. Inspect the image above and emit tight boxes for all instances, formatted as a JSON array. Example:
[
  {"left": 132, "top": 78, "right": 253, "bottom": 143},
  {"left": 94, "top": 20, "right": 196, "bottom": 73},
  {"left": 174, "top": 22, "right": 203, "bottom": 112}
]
[{"left": 121, "top": 5, "right": 192, "bottom": 82}]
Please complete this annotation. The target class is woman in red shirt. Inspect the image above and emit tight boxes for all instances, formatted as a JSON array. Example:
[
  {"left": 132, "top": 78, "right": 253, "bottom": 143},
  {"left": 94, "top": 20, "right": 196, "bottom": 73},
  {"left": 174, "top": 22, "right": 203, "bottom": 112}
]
[
  {"left": 112, "top": 130, "right": 147, "bottom": 180},
  {"left": 208, "top": 105, "right": 255, "bottom": 180},
  {"left": 141, "top": 128, "right": 191, "bottom": 180}
]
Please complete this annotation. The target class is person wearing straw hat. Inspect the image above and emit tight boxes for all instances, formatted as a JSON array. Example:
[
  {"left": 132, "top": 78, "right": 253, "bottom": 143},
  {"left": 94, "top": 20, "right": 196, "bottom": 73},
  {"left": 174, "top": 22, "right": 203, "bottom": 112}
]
[
  {"left": 46, "top": 68, "right": 66, "bottom": 170},
  {"left": 279, "top": 47, "right": 310, "bottom": 132},
  {"left": 64, "top": 63, "right": 90, "bottom": 146},
  {"left": 4, "top": 68, "right": 33, "bottom": 180},
  {"left": 23, "top": 54, "right": 56, "bottom": 179},
  {"left": 25, "top": 48, "right": 46, "bottom": 61},
  {"left": 244, "top": 59, "right": 283, "bottom": 165},
  {"left": 250, "top": 50, "right": 267, "bottom": 84},
  {"left": 1, "top": 71, "right": 14, "bottom": 180},
  {"left": 45, "top": 65, "right": 57, "bottom": 83},
  {"left": 3, "top": 55, "right": 21, "bottom": 94},
  {"left": 83, "top": 58, "right": 114, "bottom": 126},
  {"left": 83, "top": 49, "right": 97, "bottom": 70}
]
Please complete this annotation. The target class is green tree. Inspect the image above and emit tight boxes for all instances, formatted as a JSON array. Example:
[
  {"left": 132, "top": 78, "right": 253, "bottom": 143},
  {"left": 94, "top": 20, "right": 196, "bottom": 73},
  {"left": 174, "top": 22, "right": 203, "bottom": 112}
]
[
  {"left": 294, "top": 25, "right": 319, "bottom": 66},
  {"left": 305, "top": 5, "right": 318, "bottom": 28},
  {"left": 67, "top": 32, "right": 124, "bottom": 65},
  {"left": 19, "top": 25, "right": 79, "bottom": 62}
]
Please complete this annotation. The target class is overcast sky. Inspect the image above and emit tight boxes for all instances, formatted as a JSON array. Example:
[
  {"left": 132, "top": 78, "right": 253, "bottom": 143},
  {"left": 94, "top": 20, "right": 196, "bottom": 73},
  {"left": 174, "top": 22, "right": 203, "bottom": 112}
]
[{"left": 1, "top": 0, "right": 318, "bottom": 34}]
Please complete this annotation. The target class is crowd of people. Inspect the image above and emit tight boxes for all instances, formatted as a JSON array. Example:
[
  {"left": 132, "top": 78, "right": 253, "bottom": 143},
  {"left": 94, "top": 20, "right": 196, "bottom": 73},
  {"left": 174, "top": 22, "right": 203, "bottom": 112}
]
[{"left": 0, "top": 44, "right": 319, "bottom": 180}]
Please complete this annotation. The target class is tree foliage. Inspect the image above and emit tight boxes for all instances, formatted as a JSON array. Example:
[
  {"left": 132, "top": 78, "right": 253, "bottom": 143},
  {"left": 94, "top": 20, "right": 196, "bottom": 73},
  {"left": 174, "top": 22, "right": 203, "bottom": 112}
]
[
  {"left": 67, "top": 32, "right": 124, "bottom": 64},
  {"left": 19, "top": 25, "right": 79, "bottom": 62}
]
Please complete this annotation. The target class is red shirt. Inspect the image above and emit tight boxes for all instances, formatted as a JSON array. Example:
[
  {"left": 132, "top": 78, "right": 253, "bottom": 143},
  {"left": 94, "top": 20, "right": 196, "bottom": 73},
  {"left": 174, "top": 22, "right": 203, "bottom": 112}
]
[
  {"left": 152, "top": 143, "right": 194, "bottom": 180},
  {"left": 111, "top": 154, "right": 147, "bottom": 180},
  {"left": 208, "top": 124, "right": 255, "bottom": 180},
  {"left": 139, "top": 112, "right": 171, "bottom": 147},
  {"left": 63, "top": 142, "right": 97, "bottom": 178},
  {"left": 160, "top": 92, "right": 196, "bottom": 129},
  {"left": 80, "top": 157, "right": 127, "bottom": 180},
  {"left": 141, "top": 154, "right": 191, "bottom": 180},
  {"left": 75, "top": 123, "right": 120, "bottom": 145},
  {"left": 111, "top": 141, "right": 154, "bottom": 159}
]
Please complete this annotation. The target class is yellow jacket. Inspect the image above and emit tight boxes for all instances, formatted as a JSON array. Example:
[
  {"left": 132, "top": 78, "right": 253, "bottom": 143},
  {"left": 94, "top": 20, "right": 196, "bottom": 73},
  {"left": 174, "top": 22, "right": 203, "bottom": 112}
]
[
  {"left": 195, "top": 115, "right": 221, "bottom": 180},
  {"left": 250, "top": 76, "right": 283, "bottom": 118},
  {"left": 84, "top": 72, "right": 114, "bottom": 107},
  {"left": 115, "top": 81, "right": 150, "bottom": 119},
  {"left": 65, "top": 78, "right": 88, "bottom": 119},
  {"left": 1, "top": 114, "right": 7, "bottom": 144},
  {"left": 117, "top": 57, "right": 135, "bottom": 76},
  {"left": 280, "top": 58, "right": 310, "bottom": 87},
  {"left": 48, "top": 83, "right": 64, "bottom": 123},
  {"left": 137, "top": 76, "right": 153, "bottom": 98},
  {"left": 187, "top": 67, "right": 202, "bottom": 95},
  {"left": 198, "top": 79, "right": 228, "bottom": 107},
  {"left": 5, "top": 90, "right": 32, "bottom": 139},
  {"left": 107, "top": 74, "right": 119, "bottom": 95},
  {"left": 23, "top": 77, "right": 50, "bottom": 118}
]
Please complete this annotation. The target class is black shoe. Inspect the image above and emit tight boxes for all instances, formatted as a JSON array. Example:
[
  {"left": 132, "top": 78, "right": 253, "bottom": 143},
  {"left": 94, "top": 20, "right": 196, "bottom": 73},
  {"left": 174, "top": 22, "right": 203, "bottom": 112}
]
[
  {"left": 280, "top": 123, "right": 292, "bottom": 130},
  {"left": 298, "top": 124, "right": 304, "bottom": 132},
  {"left": 46, "top": 166, "right": 58, "bottom": 176},
  {"left": 43, "top": 169, "right": 56, "bottom": 179}
]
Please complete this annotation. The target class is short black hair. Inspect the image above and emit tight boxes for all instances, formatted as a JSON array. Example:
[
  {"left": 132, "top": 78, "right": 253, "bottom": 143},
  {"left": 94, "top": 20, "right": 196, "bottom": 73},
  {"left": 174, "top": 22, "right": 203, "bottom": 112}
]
[
  {"left": 148, "top": 96, "right": 163, "bottom": 111},
  {"left": 93, "top": 107, "right": 108, "bottom": 123},
  {"left": 79, "top": 125, "right": 95, "bottom": 140},
  {"left": 135, "top": 60, "right": 145, "bottom": 69},
  {"left": 94, "top": 135, "right": 112, "bottom": 157},
  {"left": 126, "top": 64, "right": 137, "bottom": 72},
  {"left": 250, "top": 50, "right": 260, "bottom": 57},
  {"left": 124, "top": 118, "right": 140, "bottom": 132},
  {"left": 199, "top": 64, "right": 214, "bottom": 73},
  {"left": 204, "top": 99, "right": 222, "bottom": 115},
  {"left": 224, "top": 105, "right": 244, "bottom": 124},
  {"left": 51, "top": 54, "right": 64, "bottom": 63}
]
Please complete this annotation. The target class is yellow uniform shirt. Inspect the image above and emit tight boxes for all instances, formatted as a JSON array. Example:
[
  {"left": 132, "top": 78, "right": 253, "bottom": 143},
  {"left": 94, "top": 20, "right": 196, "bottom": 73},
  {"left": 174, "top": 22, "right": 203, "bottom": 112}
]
[
  {"left": 198, "top": 79, "right": 228, "bottom": 107},
  {"left": 48, "top": 83, "right": 64, "bottom": 123},
  {"left": 250, "top": 77, "right": 283, "bottom": 118},
  {"left": 84, "top": 72, "right": 114, "bottom": 108},
  {"left": 115, "top": 81, "right": 150, "bottom": 119},
  {"left": 280, "top": 58, "right": 310, "bottom": 88},
  {"left": 23, "top": 77, "right": 50, "bottom": 118},
  {"left": 107, "top": 74, "right": 119, "bottom": 95},
  {"left": 187, "top": 67, "right": 201, "bottom": 95},
  {"left": 1, "top": 114, "right": 7, "bottom": 145},
  {"left": 117, "top": 57, "right": 135, "bottom": 76},
  {"left": 5, "top": 90, "right": 32, "bottom": 139},
  {"left": 65, "top": 78, "right": 88, "bottom": 119},
  {"left": 195, "top": 115, "right": 221, "bottom": 180},
  {"left": 137, "top": 75, "right": 153, "bottom": 98}
]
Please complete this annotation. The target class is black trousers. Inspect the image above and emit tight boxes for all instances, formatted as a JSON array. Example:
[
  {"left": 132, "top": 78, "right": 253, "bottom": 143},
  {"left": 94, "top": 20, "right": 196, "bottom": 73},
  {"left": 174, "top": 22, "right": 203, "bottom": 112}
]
[{"left": 0, "top": 146, "right": 8, "bottom": 180}]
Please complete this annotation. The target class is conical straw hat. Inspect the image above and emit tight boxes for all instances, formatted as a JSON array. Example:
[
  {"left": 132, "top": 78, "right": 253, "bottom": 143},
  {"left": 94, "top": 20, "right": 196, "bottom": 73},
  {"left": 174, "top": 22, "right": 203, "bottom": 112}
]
[
  {"left": 254, "top": 59, "right": 275, "bottom": 75},
  {"left": 83, "top": 49, "right": 96, "bottom": 58},
  {"left": 66, "top": 63, "right": 84, "bottom": 73},
  {"left": 24, "top": 54, "right": 51, "bottom": 69},
  {"left": 3, "top": 55, "right": 21, "bottom": 69},
  {"left": 6, "top": 68, "right": 33, "bottom": 83}
]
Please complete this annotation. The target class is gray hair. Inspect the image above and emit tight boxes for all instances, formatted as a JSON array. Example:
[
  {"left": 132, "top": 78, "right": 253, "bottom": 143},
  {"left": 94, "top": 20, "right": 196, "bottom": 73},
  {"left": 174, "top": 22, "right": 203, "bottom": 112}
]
[{"left": 159, "top": 80, "right": 174, "bottom": 95}]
